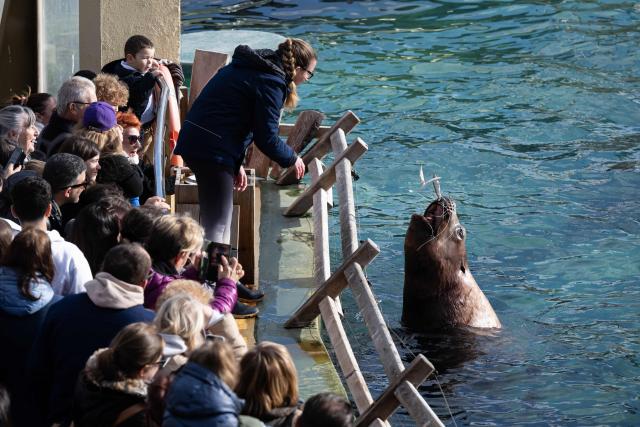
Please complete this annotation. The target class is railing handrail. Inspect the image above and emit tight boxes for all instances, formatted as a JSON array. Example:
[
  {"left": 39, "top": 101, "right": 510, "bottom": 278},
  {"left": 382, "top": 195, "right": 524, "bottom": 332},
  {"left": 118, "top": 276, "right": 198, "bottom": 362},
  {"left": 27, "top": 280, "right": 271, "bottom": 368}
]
[
  {"left": 282, "top": 113, "right": 444, "bottom": 426},
  {"left": 153, "top": 77, "right": 170, "bottom": 198}
]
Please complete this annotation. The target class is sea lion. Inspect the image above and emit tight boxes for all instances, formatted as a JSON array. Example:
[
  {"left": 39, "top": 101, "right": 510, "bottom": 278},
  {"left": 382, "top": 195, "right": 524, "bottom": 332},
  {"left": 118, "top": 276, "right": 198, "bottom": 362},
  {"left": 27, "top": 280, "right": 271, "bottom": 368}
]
[{"left": 402, "top": 196, "right": 501, "bottom": 330}]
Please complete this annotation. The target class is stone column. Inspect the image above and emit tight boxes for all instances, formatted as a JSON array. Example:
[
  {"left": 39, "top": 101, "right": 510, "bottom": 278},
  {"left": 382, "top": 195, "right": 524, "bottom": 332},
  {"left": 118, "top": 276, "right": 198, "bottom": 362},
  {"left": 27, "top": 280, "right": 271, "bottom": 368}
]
[{"left": 79, "top": 0, "right": 180, "bottom": 72}]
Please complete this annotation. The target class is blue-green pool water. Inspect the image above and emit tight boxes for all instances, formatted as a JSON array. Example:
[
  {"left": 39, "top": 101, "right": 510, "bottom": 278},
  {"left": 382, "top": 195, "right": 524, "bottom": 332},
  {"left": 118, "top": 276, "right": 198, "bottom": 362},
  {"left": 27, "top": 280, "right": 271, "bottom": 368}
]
[{"left": 182, "top": 1, "right": 640, "bottom": 425}]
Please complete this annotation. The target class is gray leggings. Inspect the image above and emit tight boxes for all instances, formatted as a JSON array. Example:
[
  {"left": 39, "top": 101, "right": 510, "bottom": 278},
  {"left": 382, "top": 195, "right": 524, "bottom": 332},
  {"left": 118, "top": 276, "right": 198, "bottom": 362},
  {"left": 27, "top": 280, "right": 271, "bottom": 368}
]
[{"left": 185, "top": 159, "right": 234, "bottom": 244}]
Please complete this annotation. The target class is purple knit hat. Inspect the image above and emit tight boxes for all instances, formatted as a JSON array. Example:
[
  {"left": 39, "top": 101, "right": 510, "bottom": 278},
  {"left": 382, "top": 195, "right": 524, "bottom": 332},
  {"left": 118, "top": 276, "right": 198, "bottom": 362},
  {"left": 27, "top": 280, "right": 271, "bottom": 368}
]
[{"left": 83, "top": 101, "right": 117, "bottom": 131}]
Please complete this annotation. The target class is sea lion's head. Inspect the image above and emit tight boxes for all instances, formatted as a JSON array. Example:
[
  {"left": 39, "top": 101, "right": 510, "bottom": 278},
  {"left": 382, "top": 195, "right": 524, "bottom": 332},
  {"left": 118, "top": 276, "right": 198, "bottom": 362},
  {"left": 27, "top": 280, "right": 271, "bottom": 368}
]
[
  {"left": 403, "top": 195, "right": 501, "bottom": 330},
  {"left": 405, "top": 196, "right": 469, "bottom": 282}
]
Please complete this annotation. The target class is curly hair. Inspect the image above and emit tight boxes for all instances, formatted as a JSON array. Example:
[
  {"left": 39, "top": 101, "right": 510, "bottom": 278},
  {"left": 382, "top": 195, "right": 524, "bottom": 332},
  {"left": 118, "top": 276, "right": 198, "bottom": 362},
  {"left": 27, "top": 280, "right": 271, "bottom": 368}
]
[
  {"left": 94, "top": 73, "right": 129, "bottom": 110},
  {"left": 117, "top": 111, "right": 141, "bottom": 130}
]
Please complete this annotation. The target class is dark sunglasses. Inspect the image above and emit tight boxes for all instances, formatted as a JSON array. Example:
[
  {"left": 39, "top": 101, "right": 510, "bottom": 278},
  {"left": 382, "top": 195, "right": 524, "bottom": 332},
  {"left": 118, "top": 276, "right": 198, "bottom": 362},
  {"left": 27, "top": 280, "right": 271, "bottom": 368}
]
[{"left": 127, "top": 135, "right": 142, "bottom": 143}]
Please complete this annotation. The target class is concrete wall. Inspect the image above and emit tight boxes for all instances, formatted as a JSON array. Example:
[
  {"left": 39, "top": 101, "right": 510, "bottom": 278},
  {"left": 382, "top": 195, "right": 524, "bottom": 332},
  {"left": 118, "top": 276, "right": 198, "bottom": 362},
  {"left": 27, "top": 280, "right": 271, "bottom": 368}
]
[{"left": 79, "top": 0, "right": 180, "bottom": 73}]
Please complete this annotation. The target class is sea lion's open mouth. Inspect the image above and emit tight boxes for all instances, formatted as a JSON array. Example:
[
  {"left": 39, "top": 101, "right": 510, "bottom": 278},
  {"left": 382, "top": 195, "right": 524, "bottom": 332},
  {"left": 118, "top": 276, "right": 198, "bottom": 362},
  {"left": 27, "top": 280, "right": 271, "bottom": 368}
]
[{"left": 423, "top": 197, "right": 454, "bottom": 236}]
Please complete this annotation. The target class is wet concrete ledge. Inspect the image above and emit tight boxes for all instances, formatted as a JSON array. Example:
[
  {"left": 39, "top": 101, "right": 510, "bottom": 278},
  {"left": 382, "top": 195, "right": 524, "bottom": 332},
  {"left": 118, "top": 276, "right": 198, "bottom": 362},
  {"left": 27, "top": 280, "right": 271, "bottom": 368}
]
[{"left": 256, "top": 181, "right": 346, "bottom": 399}]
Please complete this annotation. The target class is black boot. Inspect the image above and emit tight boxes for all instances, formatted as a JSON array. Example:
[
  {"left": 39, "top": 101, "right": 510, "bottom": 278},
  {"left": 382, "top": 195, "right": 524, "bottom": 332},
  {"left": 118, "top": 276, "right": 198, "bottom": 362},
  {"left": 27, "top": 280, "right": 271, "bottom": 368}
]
[
  {"left": 237, "top": 281, "right": 264, "bottom": 303},
  {"left": 232, "top": 301, "right": 259, "bottom": 319}
]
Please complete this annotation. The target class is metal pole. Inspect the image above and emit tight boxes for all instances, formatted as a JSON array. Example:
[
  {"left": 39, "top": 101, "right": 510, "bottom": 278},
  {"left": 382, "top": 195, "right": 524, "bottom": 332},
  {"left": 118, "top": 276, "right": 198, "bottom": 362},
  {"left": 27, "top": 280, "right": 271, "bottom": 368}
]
[{"left": 154, "top": 77, "right": 170, "bottom": 197}]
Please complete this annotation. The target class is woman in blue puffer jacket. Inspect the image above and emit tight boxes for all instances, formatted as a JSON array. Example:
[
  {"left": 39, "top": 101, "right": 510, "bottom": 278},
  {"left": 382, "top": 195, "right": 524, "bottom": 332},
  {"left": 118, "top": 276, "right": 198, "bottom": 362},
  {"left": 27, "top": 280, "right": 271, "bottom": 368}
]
[
  {"left": 164, "top": 340, "right": 253, "bottom": 427},
  {"left": 0, "top": 227, "right": 60, "bottom": 425},
  {"left": 174, "top": 38, "right": 317, "bottom": 244}
]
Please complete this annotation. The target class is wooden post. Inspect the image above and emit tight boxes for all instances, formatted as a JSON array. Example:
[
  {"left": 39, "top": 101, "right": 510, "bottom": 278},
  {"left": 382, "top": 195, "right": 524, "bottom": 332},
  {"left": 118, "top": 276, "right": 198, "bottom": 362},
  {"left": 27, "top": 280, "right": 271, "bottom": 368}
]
[
  {"left": 270, "top": 110, "right": 326, "bottom": 179},
  {"left": 319, "top": 296, "right": 373, "bottom": 413},
  {"left": 284, "top": 239, "right": 380, "bottom": 328},
  {"left": 277, "top": 111, "right": 360, "bottom": 185},
  {"left": 355, "top": 355, "right": 435, "bottom": 426},
  {"left": 283, "top": 138, "right": 368, "bottom": 217},
  {"left": 394, "top": 382, "right": 444, "bottom": 427},
  {"left": 233, "top": 169, "right": 259, "bottom": 286},
  {"left": 309, "top": 159, "right": 330, "bottom": 287},
  {"left": 309, "top": 159, "right": 342, "bottom": 315},
  {"left": 331, "top": 129, "right": 359, "bottom": 258},
  {"left": 346, "top": 262, "right": 404, "bottom": 380}
]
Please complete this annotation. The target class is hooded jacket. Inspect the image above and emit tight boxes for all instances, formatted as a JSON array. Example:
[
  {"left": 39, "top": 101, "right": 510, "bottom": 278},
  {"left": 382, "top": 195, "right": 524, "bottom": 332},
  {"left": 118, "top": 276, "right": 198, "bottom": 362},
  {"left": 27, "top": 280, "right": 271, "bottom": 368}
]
[
  {"left": 163, "top": 361, "right": 244, "bottom": 427},
  {"left": 174, "top": 45, "right": 297, "bottom": 173},
  {"left": 0, "top": 269, "right": 61, "bottom": 426},
  {"left": 1, "top": 218, "right": 93, "bottom": 296},
  {"left": 72, "top": 349, "right": 148, "bottom": 427},
  {"left": 27, "top": 273, "right": 153, "bottom": 426}
]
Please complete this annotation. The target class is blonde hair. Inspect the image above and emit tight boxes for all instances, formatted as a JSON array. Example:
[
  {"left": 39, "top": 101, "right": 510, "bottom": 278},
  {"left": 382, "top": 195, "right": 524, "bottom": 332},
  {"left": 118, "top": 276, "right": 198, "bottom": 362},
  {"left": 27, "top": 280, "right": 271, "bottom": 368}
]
[
  {"left": 94, "top": 73, "right": 129, "bottom": 109},
  {"left": 145, "top": 215, "right": 204, "bottom": 263},
  {"left": 236, "top": 341, "right": 299, "bottom": 418},
  {"left": 74, "top": 126, "right": 123, "bottom": 153},
  {"left": 156, "top": 280, "right": 213, "bottom": 308},
  {"left": 154, "top": 294, "right": 206, "bottom": 351},
  {"left": 189, "top": 340, "right": 238, "bottom": 389},
  {"left": 277, "top": 38, "right": 316, "bottom": 110}
]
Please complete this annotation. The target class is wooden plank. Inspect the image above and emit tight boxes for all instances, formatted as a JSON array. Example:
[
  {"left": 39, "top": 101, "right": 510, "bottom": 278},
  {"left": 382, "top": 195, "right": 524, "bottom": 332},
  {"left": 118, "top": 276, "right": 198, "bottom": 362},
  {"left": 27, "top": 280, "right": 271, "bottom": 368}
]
[
  {"left": 230, "top": 205, "right": 240, "bottom": 259},
  {"left": 309, "top": 159, "right": 342, "bottom": 316},
  {"left": 277, "top": 111, "right": 360, "bottom": 185},
  {"left": 233, "top": 169, "right": 258, "bottom": 285},
  {"left": 355, "top": 355, "right": 435, "bottom": 426},
  {"left": 189, "top": 49, "right": 229, "bottom": 110},
  {"left": 174, "top": 183, "right": 199, "bottom": 204},
  {"left": 346, "top": 262, "right": 404, "bottom": 380},
  {"left": 309, "top": 159, "right": 330, "bottom": 287},
  {"left": 394, "top": 381, "right": 444, "bottom": 427},
  {"left": 283, "top": 138, "right": 368, "bottom": 217},
  {"left": 179, "top": 86, "right": 189, "bottom": 123},
  {"left": 319, "top": 296, "right": 373, "bottom": 413},
  {"left": 245, "top": 145, "right": 272, "bottom": 178},
  {"left": 175, "top": 203, "right": 200, "bottom": 221},
  {"left": 331, "top": 129, "right": 359, "bottom": 257},
  {"left": 270, "top": 110, "right": 326, "bottom": 179},
  {"left": 279, "top": 123, "right": 331, "bottom": 138},
  {"left": 284, "top": 239, "right": 379, "bottom": 328}
]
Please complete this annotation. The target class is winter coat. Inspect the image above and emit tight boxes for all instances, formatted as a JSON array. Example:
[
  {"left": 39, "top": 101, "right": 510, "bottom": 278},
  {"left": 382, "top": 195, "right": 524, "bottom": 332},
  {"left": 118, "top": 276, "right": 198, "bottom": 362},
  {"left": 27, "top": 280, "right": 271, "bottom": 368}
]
[
  {"left": 163, "top": 361, "right": 244, "bottom": 427},
  {"left": 0, "top": 269, "right": 61, "bottom": 426},
  {"left": 174, "top": 45, "right": 297, "bottom": 173},
  {"left": 27, "top": 273, "right": 153, "bottom": 426},
  {"left": 38, "top": 111, "right": 75, "bottom": 156},
  {"left": 144, "top": 261, "right": 238, "bottom": 314},
  {"left": 72, "top": 349, "right": 148, "bottom": 427},
  {"left": 102, "top": 59, "right": 157, "bottom": 120}
]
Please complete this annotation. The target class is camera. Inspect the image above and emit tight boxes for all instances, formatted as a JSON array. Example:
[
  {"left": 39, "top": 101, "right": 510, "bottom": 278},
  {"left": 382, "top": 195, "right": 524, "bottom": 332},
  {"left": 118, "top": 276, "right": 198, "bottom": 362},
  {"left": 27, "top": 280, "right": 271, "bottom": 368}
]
[{"left": 199, "top": 241, "right": 231, "bottom": 282}]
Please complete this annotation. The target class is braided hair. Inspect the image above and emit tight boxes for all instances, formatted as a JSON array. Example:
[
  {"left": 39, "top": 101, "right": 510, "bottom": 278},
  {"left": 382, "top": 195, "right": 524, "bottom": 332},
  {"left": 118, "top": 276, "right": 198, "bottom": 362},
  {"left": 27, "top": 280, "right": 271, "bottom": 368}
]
[{"left": 277, "top": 38, "right": 317, "bottom": 110}]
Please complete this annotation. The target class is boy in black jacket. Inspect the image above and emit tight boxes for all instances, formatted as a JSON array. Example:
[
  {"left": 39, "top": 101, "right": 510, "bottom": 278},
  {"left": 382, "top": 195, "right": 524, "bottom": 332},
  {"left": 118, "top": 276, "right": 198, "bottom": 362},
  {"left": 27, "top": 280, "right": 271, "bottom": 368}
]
[{"left": 101, "top": 35, "right": 162, "bottom": 123}]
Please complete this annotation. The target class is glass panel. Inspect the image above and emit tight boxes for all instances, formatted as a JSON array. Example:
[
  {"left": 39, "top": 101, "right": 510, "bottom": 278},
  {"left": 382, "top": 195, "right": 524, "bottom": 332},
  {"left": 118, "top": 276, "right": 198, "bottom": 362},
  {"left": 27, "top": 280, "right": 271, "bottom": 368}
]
[{"left": 41, "top": 0, "right": 79, "bottom": 93}]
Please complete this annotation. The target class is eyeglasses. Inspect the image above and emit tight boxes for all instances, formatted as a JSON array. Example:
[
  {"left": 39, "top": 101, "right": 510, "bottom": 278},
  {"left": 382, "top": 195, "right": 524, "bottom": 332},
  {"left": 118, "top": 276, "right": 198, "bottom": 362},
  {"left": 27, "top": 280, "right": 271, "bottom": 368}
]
[
  {"left": 127, "top": 135, "right": 142, "bottom": 143},
  {"left": 71, "top": 101, "right": 91, "bottom": 107},
  {"left": 301, "top": 67, "right": 314, "bottom": 79},
  {"left": 67, "top": 181, "right": 89, "bottom": 190}
]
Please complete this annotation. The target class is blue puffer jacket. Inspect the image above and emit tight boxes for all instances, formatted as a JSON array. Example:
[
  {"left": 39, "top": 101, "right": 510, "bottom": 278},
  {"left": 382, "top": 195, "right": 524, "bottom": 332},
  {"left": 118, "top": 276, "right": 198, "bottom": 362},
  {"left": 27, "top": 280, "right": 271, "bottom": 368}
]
[
  {"left": 164, "top": 361, "right": 244, "bottom": 427},
  {"left": 175, "top": 45, "right": 297, "bottom": 173},
  {"left": 0, "top": 267, "right": 55, "bottom": 316}
]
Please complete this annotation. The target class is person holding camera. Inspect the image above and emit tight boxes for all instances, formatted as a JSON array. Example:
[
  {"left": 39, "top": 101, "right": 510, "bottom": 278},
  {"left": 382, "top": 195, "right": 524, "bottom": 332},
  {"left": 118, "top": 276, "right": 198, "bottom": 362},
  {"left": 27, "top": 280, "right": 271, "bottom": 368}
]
[{"left": 144, "top": 215, "right": 243, "bottom": 319}]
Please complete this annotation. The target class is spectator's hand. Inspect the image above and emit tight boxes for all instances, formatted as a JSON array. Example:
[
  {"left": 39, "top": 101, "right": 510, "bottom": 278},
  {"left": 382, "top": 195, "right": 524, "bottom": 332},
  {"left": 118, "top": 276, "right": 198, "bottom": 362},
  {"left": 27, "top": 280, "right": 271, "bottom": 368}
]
[
  {"left": 218, "top": 256, "right": 244, "bottom": 283},
  {"left": 2, "top": 163, "right": 21, "bottom": 179},
  {"left": 144, "top": 196, "right": 171, "bottom": 211},
  {"left": 234, "top": 166, "right": 248, "bottom": 192},
  {"left": 294, "top": 156, "right": 305, "bottom": 180}
]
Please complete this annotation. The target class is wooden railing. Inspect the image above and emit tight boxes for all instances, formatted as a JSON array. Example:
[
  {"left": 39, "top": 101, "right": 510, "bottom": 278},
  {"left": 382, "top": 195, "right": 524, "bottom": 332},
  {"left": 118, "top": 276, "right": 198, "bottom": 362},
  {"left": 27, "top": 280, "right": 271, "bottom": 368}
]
[{"left": 278, "top": 112, "right": 444, "bottom": 426}]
